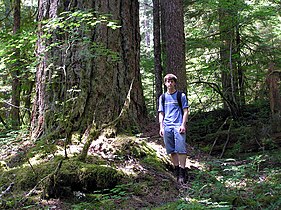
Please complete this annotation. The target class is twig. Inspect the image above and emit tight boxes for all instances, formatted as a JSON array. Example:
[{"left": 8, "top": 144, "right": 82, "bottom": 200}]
[
  {"left": 24, "top": 160, "right": 63, "bottom": 198},
  {"left": 1, "top": 100, "right": 30, "bottom": 111},
  {"left": 209, "top": 117, "right": 230, "bottom": 155},
  {"left": 254, "top": 137, "right": 264, "bottom": 152},
  {"left": 0, "top": 9, "right": 12, "bottom": 22},
  {"left": 27, "top": 159, "right": 36, "bottom": 176},
  {"left": 220, "top": 119, "right": 233, "bottom": 158},
  {"left": 0, "top": 182, "right": 14, "bottom": 198}
]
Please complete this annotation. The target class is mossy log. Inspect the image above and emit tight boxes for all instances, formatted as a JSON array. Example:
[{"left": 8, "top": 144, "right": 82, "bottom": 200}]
[
  {"left": 42, "top": 161, "right": 123, "bottom": 198},
  {"left": 10, "top": 159, "right": 124, "bottom": 199}
]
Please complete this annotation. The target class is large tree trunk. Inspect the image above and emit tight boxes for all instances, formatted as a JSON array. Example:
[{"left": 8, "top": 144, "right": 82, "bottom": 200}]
[
  {"left": 31, "top": 0, "right": 147, "bottom": 140},
  {"left": 160, "top": 0, "right": 187, "bottom": 93}
]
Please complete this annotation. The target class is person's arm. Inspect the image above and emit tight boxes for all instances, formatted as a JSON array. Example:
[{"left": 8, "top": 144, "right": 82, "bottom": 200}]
[
  {"left": 179, "top": 108, "right": 188, "bottom": 134},
  {"left": 159, "top": 111, "right": 164, "bottom": 137}
]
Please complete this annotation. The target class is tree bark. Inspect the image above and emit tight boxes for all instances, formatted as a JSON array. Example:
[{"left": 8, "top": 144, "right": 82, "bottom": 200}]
[
  {"left": 266, "top": 62, "right": 281, "bottom": 133},
  {"left": 160, "top": 0, "right": 187, "bottom": 93},
  {"left": 10, "top": 0, "right": 21, "bottom": 128},
  {"left": 236, "top": 27, "right": 245, "bottom": 106},
  {"left": 153, "top": 0, "right": 162, "bottom": 112},
  {"left": 31, "top": 0, "right": 147, "bottom": 140}
]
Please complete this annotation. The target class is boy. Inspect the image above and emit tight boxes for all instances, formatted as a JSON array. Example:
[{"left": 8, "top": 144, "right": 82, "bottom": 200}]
[{"left": 158, "top": 74, "right": 189, "bottom": 185}]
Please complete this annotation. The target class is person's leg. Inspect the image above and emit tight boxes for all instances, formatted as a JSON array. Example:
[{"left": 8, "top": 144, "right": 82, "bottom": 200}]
[
  {"left": 170, "top": 153, "right": 179, "bottom": 166},
  {"left": 164, "top": 127, "right": 180, "bottom": 180},
  {"left": 178, "top": 153, "right": 187, "bottom": 185},
  {"left": 171, "top": 153, "right": 180, "bottom": 180},
  {"left": 174, "top": 127, "right": 187, "bottom": 167},
  {"left": 178, "top": 153, "right": 187, "bottom": 168},
  {"left": 164, "top": 126, "right": 175, "bottom": 157},
  {"left": 174, "top": 127, "right": 188, "bottom": 184}
]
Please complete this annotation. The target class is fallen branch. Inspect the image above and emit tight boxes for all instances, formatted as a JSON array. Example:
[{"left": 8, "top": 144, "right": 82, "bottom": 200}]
[{"left": 209, "top": 117, "right": 230, "bottom": 155}]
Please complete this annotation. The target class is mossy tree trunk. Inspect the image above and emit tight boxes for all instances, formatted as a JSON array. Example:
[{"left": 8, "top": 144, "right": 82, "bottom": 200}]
[{"left": 31, "top": 0, "right": 147, "bottom": 140}]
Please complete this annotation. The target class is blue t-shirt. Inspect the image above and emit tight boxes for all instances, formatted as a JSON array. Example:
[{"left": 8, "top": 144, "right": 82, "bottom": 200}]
[{"left": 158, "top": 91, "right": 188, "bottom": 127}]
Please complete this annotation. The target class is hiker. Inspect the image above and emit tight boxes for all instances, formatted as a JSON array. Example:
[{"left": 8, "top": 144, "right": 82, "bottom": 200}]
[{"left": 158, "top": 73, "right": 189, "bottom": 185}]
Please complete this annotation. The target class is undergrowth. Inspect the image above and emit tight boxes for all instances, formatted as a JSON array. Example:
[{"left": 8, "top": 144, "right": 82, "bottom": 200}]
[
  {"left": 0, "top": 103, "right": 280, "bottom": 209},
  {"left": 155, "top": 150, "right": 281, "bottom": 209}
]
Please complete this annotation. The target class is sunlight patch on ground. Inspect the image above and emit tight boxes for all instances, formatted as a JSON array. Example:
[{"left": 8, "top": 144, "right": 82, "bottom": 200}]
[
  {"left": 116, "top": 159, "right": 146, "bottom": 176},
  {"left": 145, "top": 141, "right": 170, "bottom": 163}
]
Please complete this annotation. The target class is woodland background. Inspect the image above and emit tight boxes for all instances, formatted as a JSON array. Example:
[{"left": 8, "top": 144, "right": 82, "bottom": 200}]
[{"left": 0, "top": 0, "right": 280, "bottom": 209}]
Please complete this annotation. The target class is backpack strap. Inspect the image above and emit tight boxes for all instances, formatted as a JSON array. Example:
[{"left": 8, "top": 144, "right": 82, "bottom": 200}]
[
  {"left": 177, "top": 91, "right": 184, "bottom": 116},
  {"left": 161, "top": 93, "right": 165, "bottom": 111}
]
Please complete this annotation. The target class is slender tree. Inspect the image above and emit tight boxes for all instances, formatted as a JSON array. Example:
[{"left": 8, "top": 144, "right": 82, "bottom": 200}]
[
  {"left": 31, "top": 0, "right": 147, "bottom": 141},
  {"left": 10, "top": 0, "right": 21, "bottom": 128},
  {"left": 218, "top": 0, "right": 241, "bottom": 117}
]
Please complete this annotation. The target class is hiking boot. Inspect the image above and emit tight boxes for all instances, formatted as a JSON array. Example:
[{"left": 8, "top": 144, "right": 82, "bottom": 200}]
[
  {"left": 174, "top": 165, "right": 180, "bottom": 181},
  {"left": 178, "top": 167, "right": 186, "bottom": 185}
]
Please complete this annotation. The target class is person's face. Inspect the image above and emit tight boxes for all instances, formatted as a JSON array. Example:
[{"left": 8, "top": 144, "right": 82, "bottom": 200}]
[{"left": 165, "top": 79, "right": 176, "bottom": 90}]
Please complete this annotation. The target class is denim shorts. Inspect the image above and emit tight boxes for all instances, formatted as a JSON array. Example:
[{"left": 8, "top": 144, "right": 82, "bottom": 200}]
[{"left": 163, "top": 126, "right": 187, "bottom": 154}]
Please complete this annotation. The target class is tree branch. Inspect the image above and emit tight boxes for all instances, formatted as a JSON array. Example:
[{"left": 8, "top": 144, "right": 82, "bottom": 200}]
[
  {"left": 190, "top": 80, "right": 239, "bottom": 117},
  {"left": 0, "top": 9, "right": 12, "bottom": 22}
]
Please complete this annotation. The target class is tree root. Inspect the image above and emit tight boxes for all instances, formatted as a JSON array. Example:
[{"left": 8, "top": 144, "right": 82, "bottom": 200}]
[{"left": 78, "top": 78, "right": 135, "bottom": 161}]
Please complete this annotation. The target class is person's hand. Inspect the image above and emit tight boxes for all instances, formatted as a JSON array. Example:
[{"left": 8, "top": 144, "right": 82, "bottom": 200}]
[
  {"left": 179, "top": 125, "right": 186, "bottom": 134},
  {"left": 159, "top": 128, "right": 164, "bottom": 137}
]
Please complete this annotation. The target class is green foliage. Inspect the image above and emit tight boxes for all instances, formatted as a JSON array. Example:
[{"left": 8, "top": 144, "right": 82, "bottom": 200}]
[
  {"left": 41, "top": 10, "right": 121, "bottom": 61},
  {"left": 183, "top": 0, "right": 281, "bottom": 112},
  {"left": 71, "top": 183, "right": 133, "bottom": 209},
  {"left": 0, "top": 3, "right": 37, "bottom": 128},
  {"left": 140, "top": 48, "right": 155, "bottom": 116},
  {"left": 154, "top": 151, "right": 281, "bottom": 210}
]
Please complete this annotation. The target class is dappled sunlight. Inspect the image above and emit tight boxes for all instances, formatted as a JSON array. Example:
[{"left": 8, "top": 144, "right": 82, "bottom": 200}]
[
  {"left": 1, "top": 127, "right": 280, "bottom": 209},
  {"left": 116, "top": 159, "right": 146, "bottom": 177}
]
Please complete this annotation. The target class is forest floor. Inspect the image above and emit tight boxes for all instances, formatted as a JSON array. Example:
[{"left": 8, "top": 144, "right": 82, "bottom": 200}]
[{"left": 0, "top": 118, "right": 281, "bottom": 209}]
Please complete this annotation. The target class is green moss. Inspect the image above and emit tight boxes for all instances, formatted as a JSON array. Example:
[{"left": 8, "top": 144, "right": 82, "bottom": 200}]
[
  {"left": 78, "top": 165, "right": 123, "bottom": 190},
  {"left": 141, "top": 156, "right": 165, "bottom": 172},
  {"left": 131, "top": 146, "right": 147, "bottom": 158},
  {"left": 16, "top": 167, "right": 38, "bottom": 190},
  {"left": 0, "top": 158, "right": 125, "bottom": 200}
]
